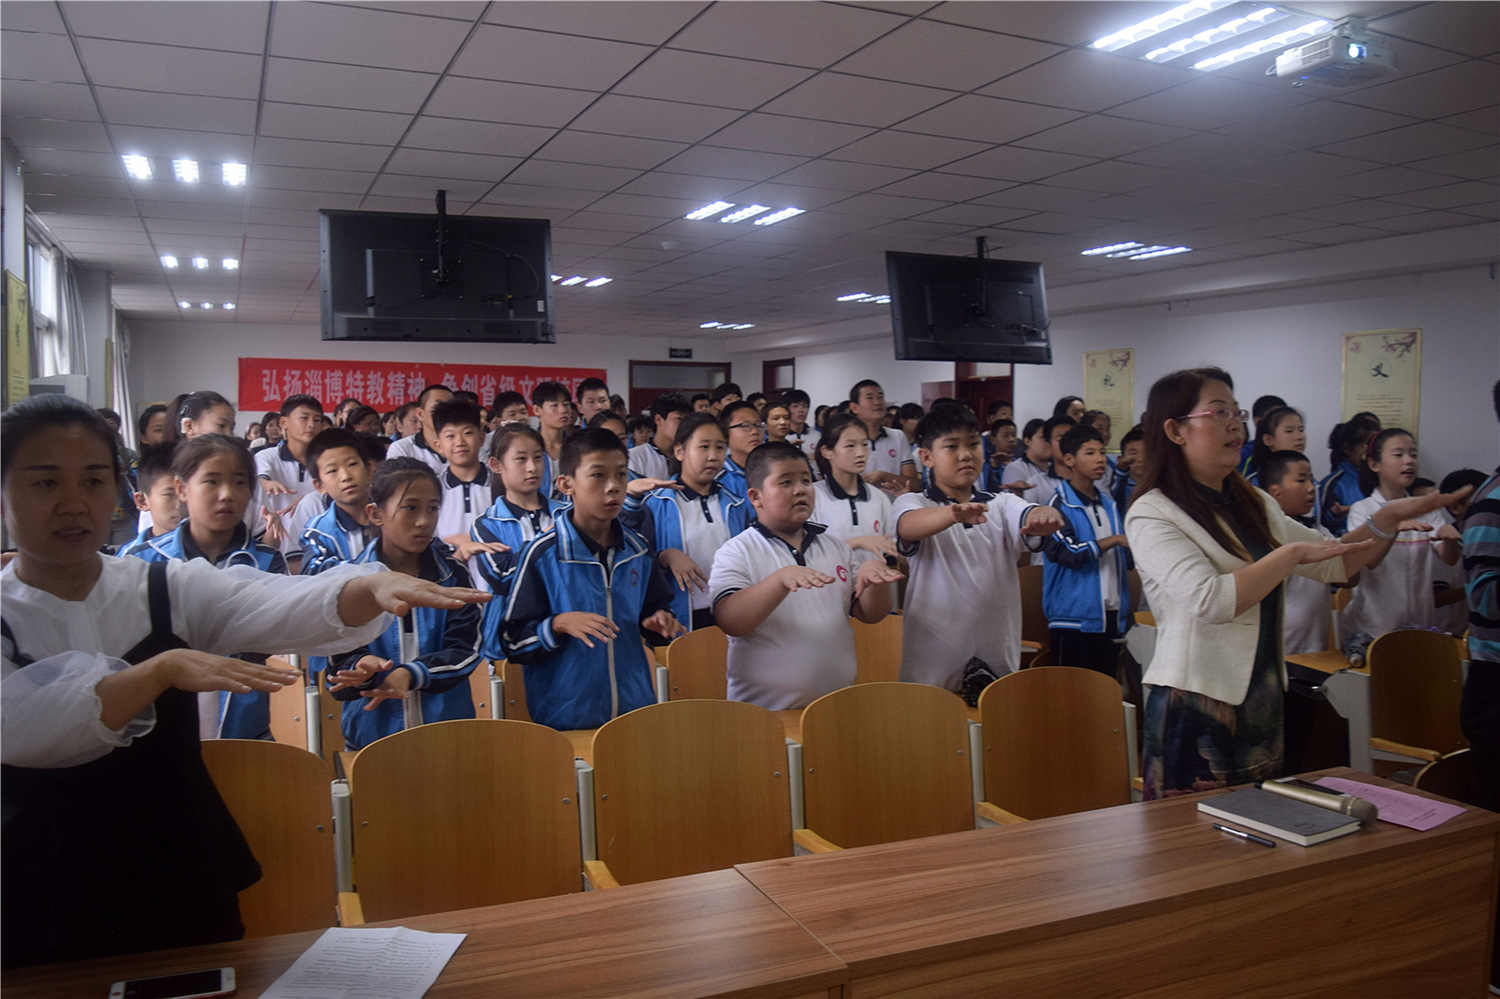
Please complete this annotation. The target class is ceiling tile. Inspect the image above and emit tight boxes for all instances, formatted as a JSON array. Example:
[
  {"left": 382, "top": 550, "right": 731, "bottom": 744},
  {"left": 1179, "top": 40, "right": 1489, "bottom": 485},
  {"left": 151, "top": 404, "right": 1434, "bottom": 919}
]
[
  {"left": 96, "top": 89, "right": 257, "bottom": 134},
  {"left": 2, "top": 29, "right": 86, "bottom": 83},
  {"left": 824, "top": 130, "right": 992, "bottom": 170},
  {"left": 366, "top": 174, "right": 493, "bottom": 201},
  {"left": 975, "top": 184, "right": 1104, "bottom": 213},
  {"left": 924, "top": 2, "right": 1167, "bottom": 48},
  {"left": 1, "top": 81, "right": 98, "bottom": 122},
  {"left": 1318, "top": 121, "right": 1496, "bottom": 165},
  {"left": 614, "top": 171, "right": 749, "bottom": 201},
  {"left": 384, "top": 148, "right": 523, "bottom": 182},
  {"left": 655, "top": 145, "right": 809, "bottom": 182},
  {"left": 65, "top": 0, "right": 270, "bottom": 51},
  {"left": 423, "top": 76, "right": 598, "bottom": 127},
  {"left": 263, "top": 57, "right": 437, "bottom": 114},
  {"left": 832, "top": 18, "right": 1062, "bottom": 91},
  {"left": 769, "top": 158, "right": 917, "bottom": 192},
  {"left": 876, "top": 171, "right": 1011, "bottom": 202},
  {"left": 2, "top": 3, "right": 66, "bottom": 33},
  {"left": 535, "top": 130, "right": 687, "bottom": 170},
  {"left": 1406, "top": 145, "right": 1500, "bottom": 180},
  {"left": 1440, "top": 105, "right": 1500, "bottom": 136},
  {"left": 1334, "top": 164, "right": 1457, "bottom": 197},
  {"left": 258, "top": 102, "right": 412, "bottom": 144},
  {"left": 817, "top": 191, "right": 948, "bottom": 219},
  {"left": 1045, "top": 160, "right": 1185, "bottom": 194},
  {"left": 253, "top": 136, "right": 392, "bottom": 172},
  {"left": 1016, "top": 114, "right": 1194, "bottom": 158},
  {"left": 25, "top": 173, "right": 130, "bottom": 198},
  {"left": 107, "top": 125, "right": 253, "bottom": 161},
  {"left": 614, "top": 50, "right": 813, "bottom": 111},
  {"left": 702, "top": 113, "right": 876, "bottom": 156},
  {"left": 1123, "top": 133, "right": 1287, "bottom": 173},
  {"left": 1341, "top": 59, "right": 1500, "bottom": 118},
  {"left": 567, "top": 95, "right": 742, "bottom": 143},
  {"left": 269, "top": 3, "right": 471, "bottom": 72},
  {"left": 15, "top": 149, "right": 122, "bottom": 178},
  {"left": 483, "top": 1, "right": 708, "bottom": 45},
  {"left": 1365, "top": 210, "right": 1498, "bottom": 233},
  {"left": 503, "top": 159, "right": 641, "bottom": 191},
  {"left": 940, "top": 145, "right": 1095, "bottom": 183},
  {"left": 1216, "top": 100, "right": 1416, "bottom": 146},
  {"left": 1383, "top": 179, "right": 1500, "bottom": 210},
  {"left": 667, "top": 2, "right": 905, "bottom": 69},
  {"left": 1370, "top": 1, "right": 1500, "bottom": 58},
  {"left": 252, "top": 165, "right": 378, "bottom": 194},
  {"left": 76, "top": 38, "right": 263, "bottom": 98},
  {"left": 759, "top": 73, "right": 954, "bottom": 128},
  {"left": 477, "top": 183, "right": 601, "bottom": 211},
  {"left": 1110, "top": 75, "right": 1313, "bottom": 131},
  {"left": 897, "top": 95, "right": 1082, "bottom": 143},
  {"left": 402, "top": 117, "right": 556, "bottom": 159},
  {"left": 979, "top": 48, "right": 1190, "bottom": 112},
  {"left": 449, "top": 24, "right": 652, "bottom": 90}
]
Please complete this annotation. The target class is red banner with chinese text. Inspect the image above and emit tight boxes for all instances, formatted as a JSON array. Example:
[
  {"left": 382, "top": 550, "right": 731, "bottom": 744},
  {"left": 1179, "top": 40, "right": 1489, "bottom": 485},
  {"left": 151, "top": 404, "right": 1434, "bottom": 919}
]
[{"left": 237, "top": 357, "right": 607, "bottom": 413}]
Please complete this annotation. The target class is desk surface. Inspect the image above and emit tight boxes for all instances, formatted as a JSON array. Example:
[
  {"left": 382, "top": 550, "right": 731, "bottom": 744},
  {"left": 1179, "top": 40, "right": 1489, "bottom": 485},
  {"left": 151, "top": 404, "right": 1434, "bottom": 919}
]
[
  {"left": 1286, "top": 649, "right": 1365, "bottom": 675},
  {"left": 737, "top": 769, "right": 1500, "bottom": 998},
  {"left": 4, "top": 870, "right": 846, "bottom": 999}
]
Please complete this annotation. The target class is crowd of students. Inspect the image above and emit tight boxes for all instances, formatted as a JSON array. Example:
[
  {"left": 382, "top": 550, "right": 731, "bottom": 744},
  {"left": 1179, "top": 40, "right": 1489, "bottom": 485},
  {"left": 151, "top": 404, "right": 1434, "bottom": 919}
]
[{"left": 2, "top": 369, "right": 1493, "bottom": 968}]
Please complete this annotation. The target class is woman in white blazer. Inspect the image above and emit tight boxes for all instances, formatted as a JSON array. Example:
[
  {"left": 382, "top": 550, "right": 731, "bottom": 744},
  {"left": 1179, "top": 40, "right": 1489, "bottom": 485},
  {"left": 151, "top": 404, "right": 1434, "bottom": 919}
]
[{"left": 1124, "top": 367, "right": 1460, "bottom": 799}]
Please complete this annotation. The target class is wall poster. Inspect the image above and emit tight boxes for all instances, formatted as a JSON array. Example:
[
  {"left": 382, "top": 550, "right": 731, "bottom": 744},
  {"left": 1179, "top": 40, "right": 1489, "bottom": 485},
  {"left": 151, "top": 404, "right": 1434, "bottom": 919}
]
[
  {"left": 1341, "top": 329, "right": 1421, "bottom": 437},
  {"left": 1084, "top": 348, "right": 1134, "bottom": 448},
  {"left": 238, "top": 357, "right": 606, "bottom": 413},
  {"left": 4, "top": 270, "right": 30, "bottom": 408}
]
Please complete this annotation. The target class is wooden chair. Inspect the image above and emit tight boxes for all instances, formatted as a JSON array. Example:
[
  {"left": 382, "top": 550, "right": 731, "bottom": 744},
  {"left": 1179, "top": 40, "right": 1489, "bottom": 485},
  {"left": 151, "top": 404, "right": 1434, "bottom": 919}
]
[
  {"left": 341, "top": 719, "right": 581, "bottom": 923},
  {"left": 267, "top": 656, "right": 310, "bottom": 750},
  {"left": 1412, "top": 749, "right": 1475, "bottom": 806},
  {"left": 1017, "top": 563, "right": 1049, "bottom": 663},
  {"left": 851, "top": 612, "right": 902, "bottom": 684},
  {"left": 585, "top": 700, "right": 790, "bottom": 887},
  {"left": 467, "top": 660, "right": 492, "bottom": 719},
  {"left": 976, "top": 666, "right": 1131, "bottom": 823},
  {"left": 794, "top": 683, "right": 972, "bottom": 853},
  {"left": 660, "top": 626, "right": 728, "bottom": 700},
  {"left": 1367, "top": 629, "right": 1467, "bottom": 774},
  {"left": 494, "top": 659, "right": 531, "bottom": 722},
  {"left": 200, "top": 740, "right": 337, "bottom": 937}
]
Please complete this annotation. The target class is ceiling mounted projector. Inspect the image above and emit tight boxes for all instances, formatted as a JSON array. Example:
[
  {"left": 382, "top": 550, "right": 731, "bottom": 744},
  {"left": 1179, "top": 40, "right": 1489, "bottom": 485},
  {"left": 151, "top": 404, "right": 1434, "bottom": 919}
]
[{"left": 1273, "top": 19, "right": 1397, "bottom": 87}]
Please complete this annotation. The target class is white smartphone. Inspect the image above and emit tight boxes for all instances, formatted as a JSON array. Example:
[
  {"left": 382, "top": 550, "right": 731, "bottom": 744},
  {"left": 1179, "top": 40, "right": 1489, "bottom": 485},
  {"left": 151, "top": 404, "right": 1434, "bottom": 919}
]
[{"left": 108, "top": 967, "right": 235, "bottom": 999}]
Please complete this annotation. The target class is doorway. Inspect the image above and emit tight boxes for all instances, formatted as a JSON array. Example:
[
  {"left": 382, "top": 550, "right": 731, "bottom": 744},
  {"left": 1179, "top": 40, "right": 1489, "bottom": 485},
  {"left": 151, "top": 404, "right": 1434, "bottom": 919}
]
[{"left": 628, "top": 361, "right": 731, "bottom": 416}]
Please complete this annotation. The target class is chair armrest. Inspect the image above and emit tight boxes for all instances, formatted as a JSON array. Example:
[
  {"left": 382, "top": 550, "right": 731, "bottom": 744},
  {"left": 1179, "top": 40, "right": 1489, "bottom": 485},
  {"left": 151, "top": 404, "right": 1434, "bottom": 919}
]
[
  {"left": 1019, "top": 640, "right": 1041, "bottom": 653},
  {"left": 337, "top": 891, "right": 365, "bottom": 926},
  {"left": 793, "top": 828, "right": 843, "bottom": 853},
  {"left": 1369, "top": 737, "right": 1443, "bottom": 762},
  {"left": 583, "top": 859, "right": 621, "bottom": 890},
  {"left": 975, "top": 800, "right": 1029, "bottom": 825}
]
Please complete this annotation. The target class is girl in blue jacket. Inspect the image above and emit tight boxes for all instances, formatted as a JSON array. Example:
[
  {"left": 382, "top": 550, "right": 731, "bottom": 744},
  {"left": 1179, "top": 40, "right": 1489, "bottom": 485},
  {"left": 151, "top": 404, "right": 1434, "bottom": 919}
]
[
  {"left": 326, "top": 458, "right": 481, "bottom": 750},
  {"left": 472, "top": 425, "right": 558, "bottom": 661}
]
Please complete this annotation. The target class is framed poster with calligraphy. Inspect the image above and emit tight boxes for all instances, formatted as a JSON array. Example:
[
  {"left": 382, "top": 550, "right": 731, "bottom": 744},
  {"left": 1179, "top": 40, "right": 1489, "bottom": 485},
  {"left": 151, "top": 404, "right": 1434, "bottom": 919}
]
[
  {"left": 1084, "top": 348, "right": 1133, "bottom": 449},
  {"left": 238, "top": 357, "right": 607, "bottom": 413},
  {"left": 1341, "top": 329, "right": 1420, "bottom": 437}
]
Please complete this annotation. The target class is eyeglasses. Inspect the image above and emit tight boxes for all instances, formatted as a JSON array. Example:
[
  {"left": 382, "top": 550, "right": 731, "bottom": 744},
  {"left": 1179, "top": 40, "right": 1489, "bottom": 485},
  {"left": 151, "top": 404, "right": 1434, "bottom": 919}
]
[
  {"left": 1176, "top": 407, "right": 1249, "bottom": 424},
  {"left": 728, "top": 421, "right": 767, "bottom": 431}
]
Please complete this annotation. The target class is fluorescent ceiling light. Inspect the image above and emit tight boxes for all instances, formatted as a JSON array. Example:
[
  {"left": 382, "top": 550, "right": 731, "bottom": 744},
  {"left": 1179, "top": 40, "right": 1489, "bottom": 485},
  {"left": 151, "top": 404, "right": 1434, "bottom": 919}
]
[
  {"left": 1143, "top": 6, "right": 1284, "bottom": 62},
  {"left": 685, "top": 201, "right": 734, "bottom": 220},
  {"left": 160, "top": 255, "right": 179, "bottom": 269},
  {"left": 550, "top": 274, "right": 562, "bottom": 282},
  {"left": 837, "top": 292, "right": 872, "bottom": 302},
  {"left": 731, "top": 324, "right": 755, "bottom": 330},
  {"left": 221, "top": 162, "right": 247, "bottom": 186},
  {"left": 1128, "top": 246, "right": 1194, "bottom": 260},
  {"left": 1106, "top": 244, "right": 1171, "bottom": 258},
  {"left": 584, "top": 277, "right": 612, "bottom": 287},
  {"left": 753, "top": 208, "right": 804, "bottom": 226},
  {"left": 1081, "top": 241, "right": 1145, "bottom": 256},
  {"left": 223, "top": 302, "right": 236, "bottom": 310},
  {"left": 1092, "top": 0, "right": 1235, "bottom": 52},
  {"left": 1194, "top": 18, "right": 1329, "bottom": 69},
  {"left": 560, "top": 276, "right": 586, "bottom": 286},
  {"left": 177, "top": 300, "right": 191, "bottom": 309},
  {"left": 720, "top": 205, "right": 770, "bottom": 223},
  {"left": 200, "top": 302, "right": 213, "bottom": 309},
  {"left": 700, "top": 322, "right": 723, "bottom": 328},
  {"left": 222, "top": 258, "right": 239, "bottom": 270},
  {"left": 872, "top": 295, "right": 890, "bottom": 304},
  {"left": 173, "top": 159, "right": 200, "bottom": 183},
  {"left": 191, "top": 256, "right": 208, "bottom": 270},
  {"left": 122, "top": 155, "right": 153, "bottom": 180}
]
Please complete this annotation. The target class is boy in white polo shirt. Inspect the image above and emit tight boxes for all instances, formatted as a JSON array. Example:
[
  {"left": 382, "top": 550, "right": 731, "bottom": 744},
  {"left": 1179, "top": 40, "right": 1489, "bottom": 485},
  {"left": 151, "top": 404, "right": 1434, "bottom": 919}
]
[
  {"left": 710, "top": 441, "right": 903, "bottom": 710},
  {"left": 895, "top": 406, "right": 1064, "bottom": 696}
]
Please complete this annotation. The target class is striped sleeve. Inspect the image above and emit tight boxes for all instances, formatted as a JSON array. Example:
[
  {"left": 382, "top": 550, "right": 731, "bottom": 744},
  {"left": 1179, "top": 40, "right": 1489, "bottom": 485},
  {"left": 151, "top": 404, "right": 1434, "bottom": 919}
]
[{"left": 1463, "top": 471, "right": 1500, "bottom": 664}]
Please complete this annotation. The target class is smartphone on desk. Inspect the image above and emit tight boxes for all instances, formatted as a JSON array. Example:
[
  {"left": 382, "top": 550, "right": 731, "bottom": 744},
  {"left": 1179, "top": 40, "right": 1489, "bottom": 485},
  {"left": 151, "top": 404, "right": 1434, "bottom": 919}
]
[{"left": 109, "top": 967, "right": 235, "bottom": 999}]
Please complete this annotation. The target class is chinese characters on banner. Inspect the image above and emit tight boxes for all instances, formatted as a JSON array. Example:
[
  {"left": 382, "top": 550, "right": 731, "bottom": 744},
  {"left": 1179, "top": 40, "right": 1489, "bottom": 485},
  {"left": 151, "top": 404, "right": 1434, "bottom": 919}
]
[
  {"left": 1084, "top": 348, "right": 1134, "bottom": 449},
  {"left": 1342, "top": 329, "right": 1421, "bottom": 437},
  {"left": 237, "top": 357, "right": 608, "bottom": 413}
]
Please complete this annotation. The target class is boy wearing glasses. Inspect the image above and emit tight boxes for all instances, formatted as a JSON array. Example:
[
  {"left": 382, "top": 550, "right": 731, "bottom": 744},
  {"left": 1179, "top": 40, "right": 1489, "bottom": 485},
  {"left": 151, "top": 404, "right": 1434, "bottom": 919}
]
[{"left": 718, "top": 400, "right": 767, "bottom": 506}]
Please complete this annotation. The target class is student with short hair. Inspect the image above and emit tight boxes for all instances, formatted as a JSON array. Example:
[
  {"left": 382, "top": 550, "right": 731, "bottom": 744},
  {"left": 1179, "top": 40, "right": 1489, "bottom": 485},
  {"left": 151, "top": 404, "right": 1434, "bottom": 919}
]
[
  {"left": 1259, "top": 449, "right": 1338, "bottom": 654},
  {"left": 812, "top": 413, "right": 896, "bottom": 557},
  {"left": 587, "top": 410, "right": 629, "bottom": 444},
  {"left": 531, "top": 381, "right": 573, "bottom": 487},
  {"left": 1000, "top": 418, "right": 1053, "bottom": 504},
  {"left": 849, "top": 379, "right": 916, "bottom": 494},
  {"left": 710, "top": 441, "right": 902, "bottom": 709},
  {"left": 500, "top": 429, "right": 684, "bottom": 730},
  {"left": 490, "top": 390, "right": 529, "bottom": 427},
  {"left": 764, "top": 401, "right": 793, "bottom": 444},
  {"left": 118, "top": 444, "right": 185, "bottom": 558},
  {"left": 718, "top": 399, "right": 765, "bottom": 504},
  {"left": 254, "top": 395, "right": 324, "bottom": 554},
  {"left": 386, "top": 384, "right": 453, "bottom": 472},
  {"left": 1113, "top": 426, "right": 1145, "bottom": 509},
  {"left": 1040, "top": 425, "right": 1131, "bottom": 678},
  {"left": 1319, "top": 415, "right": 1380, "bottom": 535},
  {"left": 709, "top": 382, "right": 742, "bottom": 415},
  {"left": 781, "top": 388, "right": 816, "bottom": 453},
  {"left": 576, "top": 377, "right": 611, "bottom": 425},
  {"left": 983, "top": 417, "right": 1017, "bottom": 493},
  {"left": 629, "top": 391, "right": 690, "bottom": 481},
  {"left": 690, "top": 392, "right": 711, "bottom": 414},
  {"left": 299, "top": 428, "right": 379, "bottom": 576},
  {"left": 626, "top": 414, "right": 653, "bottom": 447},
  {"left": 431, "top": 399, "right": 497, "bottom": 559},
  {"left": 137, "top": 403, "right": 169, "bottom": 447},
  {"left": 624, "top": 412, "right": 751, "bottom": 632},
  {"left": 324, "top": 459, "right": 483, "bottom": 750},
  {"left": 895, "top": 408, "right": 1064, "bottom": 695},
  {"left": 343, "top": 405, "right": 382, "bottom": 437}
]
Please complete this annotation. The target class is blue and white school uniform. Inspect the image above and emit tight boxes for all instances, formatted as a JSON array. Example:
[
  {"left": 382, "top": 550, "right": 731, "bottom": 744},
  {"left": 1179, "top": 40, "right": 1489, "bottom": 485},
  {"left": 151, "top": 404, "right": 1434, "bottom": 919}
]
[
  {"left": 386, "top": 431, "right": 446, "bottom": 474},
  {"left": 117, "top": 524, "right": 167, "bottom": 558},
  {"left": 627, "top": 441, "right": 672, "bottom": 482},
  {"left": 255, "top": 443, "right": 318, "bottom": 557},
  {"left": 471, "top": 495, "right": 556, "bottom": 661},
  {"left": 327, "top": 540, "right": 482, "bottom": 750},
  {"left": 717, "top": 456, "right": 750, "bottom": 505},
  {"left": 866, "top": 427, "right": 911, "bottom": 481},
  {"left": 812, "top": 477, "right": 894, "bottom": 547},
  {"left": 437, "top": 465, "right": 496, "bottom": 544},
  {"left": 1000, "top": 458, "right": 1060, "bottom": 565},
  {"left": 300, "top": 503, "right": 375, "bottom": 576},
  {"left": 1039, "top": 481, "right": 1132, "bottom": 634},
  {"left": 1342, "top": 493, "right": 1464, "bottom": 639},
  {"left": 623, "top": 479, "right": 751, "bottom": 631},
  {"left": 1319, "top": 459, "right": 1365, "bottom": 535},
  {"left": 130, "top": 521, "right": 288, "bottom": 740}
]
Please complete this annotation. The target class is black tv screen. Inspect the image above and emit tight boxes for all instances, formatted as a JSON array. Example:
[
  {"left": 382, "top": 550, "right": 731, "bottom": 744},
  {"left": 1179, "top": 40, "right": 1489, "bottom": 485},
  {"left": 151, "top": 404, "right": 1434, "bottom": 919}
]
[
  {"left": 886, "top": 250, "right": 1051, "bottom": 364},
  {"left": 320, "top": 209, "right": 554, "bottom": 343}
]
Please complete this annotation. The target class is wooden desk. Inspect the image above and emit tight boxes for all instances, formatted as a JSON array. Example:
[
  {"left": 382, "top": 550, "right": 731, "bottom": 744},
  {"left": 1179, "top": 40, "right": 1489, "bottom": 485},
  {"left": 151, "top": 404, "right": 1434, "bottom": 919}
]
[
  {"left": 1286, "top": 652, "right": 1374, "bottom": 770},
  {"left": 1286, "top": 649, "right": 1362, "bottom": 675},
  {"left": 4, "top": 870, "right": 847, "bottom": 999},
  {"left": 737, "top": 770, "right": 1500, "bottom": 999}
]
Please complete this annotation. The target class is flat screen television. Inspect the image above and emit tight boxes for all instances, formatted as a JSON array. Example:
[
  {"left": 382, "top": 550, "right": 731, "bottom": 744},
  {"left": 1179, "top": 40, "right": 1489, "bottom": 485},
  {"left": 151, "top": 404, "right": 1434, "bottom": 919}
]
[
  {"left": 320, "top": 205, "right": 554, "bottom": 343},
  {"left": 886, "top": 249, "right": 1051, "bottom": 364}
]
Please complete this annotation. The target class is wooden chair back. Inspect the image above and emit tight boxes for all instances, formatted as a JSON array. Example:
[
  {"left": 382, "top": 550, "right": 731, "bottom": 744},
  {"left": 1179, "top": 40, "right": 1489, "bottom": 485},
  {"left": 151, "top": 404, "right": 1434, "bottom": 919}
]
[
  {"left": 201, "top": 740, "right": 336, "bottom": 937},
  {"left": 662, "top": 627, "right": 728, "bottom": 699},
  {"left": 1017, "top": 564, "right": 1049, "bottom": 652},
  {"left": 1368, "top": 629, "right": 1467, "bottom": 758},
  {"left": 267, "top": 657, "right": 309, "bottom": 750},
  {"left": 1412, "top": 749, "right": 1474, "bottom": 805},
  {"left": 800, "top": 682, "right": 972, "bottom": 849},
  {"left": 467, "top": 660, "right": 492, "bottom": 718},
  {"left": 590, "top": 700, "right": 790, "bottom": 885},
  {"left": 315, "top": 679, "right": 345, "bottom": 756},
  {"left": 851, "top": 613, "right": 902, "bottom": 684},
  {"left": 345, "top": 719, "right": 580, "bottom": 921},
  {"left": 496, "top": 659, "right": 531, "bottom": 722},
  {"left": 979, "top": 667, "right": 1131, "bottom": 820}
]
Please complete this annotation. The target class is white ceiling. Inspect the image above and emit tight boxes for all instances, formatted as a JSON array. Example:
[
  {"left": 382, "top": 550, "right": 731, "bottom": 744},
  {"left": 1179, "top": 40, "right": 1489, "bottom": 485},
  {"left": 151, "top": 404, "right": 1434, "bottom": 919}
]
[{"left": 3, "top": 0, "right": 1496, "bottom": 340}]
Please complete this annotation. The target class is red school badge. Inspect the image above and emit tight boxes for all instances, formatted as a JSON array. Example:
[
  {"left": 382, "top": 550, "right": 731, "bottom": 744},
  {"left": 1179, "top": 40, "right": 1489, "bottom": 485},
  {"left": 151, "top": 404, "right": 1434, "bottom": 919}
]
[{"left": 836, "top": 564, "right": 849, "bottom": 582}]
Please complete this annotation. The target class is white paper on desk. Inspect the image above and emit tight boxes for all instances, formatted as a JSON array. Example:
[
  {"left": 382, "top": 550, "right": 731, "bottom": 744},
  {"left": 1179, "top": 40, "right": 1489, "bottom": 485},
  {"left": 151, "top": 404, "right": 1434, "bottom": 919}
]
[
  {"left": 259, "top": 926, "right": 464, "bottom": 999},
  {"left": 1314, "top": 776, "right": 1466, "bottom": 831}
]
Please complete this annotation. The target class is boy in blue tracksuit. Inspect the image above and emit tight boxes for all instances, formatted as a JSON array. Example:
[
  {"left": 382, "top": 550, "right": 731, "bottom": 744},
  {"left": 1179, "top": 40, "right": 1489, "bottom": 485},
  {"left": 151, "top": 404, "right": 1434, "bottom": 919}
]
[
  {"left": 1038, "top": 426, "right": 1132, "bottom": 679},
  {"left": 299, "top": 428, "right": 379, "bottom": 576},
  {"left": 324, "top": 458, "right": 482, "bottom": 750},
  {"left": 500, "top": 429, "right": 685, "bottom": 731}
]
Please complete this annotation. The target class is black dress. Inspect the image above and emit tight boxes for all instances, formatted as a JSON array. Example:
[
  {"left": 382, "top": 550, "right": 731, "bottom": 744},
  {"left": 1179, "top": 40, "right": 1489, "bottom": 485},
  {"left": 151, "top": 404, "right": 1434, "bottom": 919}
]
[{"left": 1, "top": 561, "right": 261, "bottom": 967}]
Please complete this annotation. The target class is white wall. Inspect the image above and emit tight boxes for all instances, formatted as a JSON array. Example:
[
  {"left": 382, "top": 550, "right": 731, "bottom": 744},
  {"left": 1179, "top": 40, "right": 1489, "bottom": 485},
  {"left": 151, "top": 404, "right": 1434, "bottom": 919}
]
[
  {"left": 731, "top": 337, "right": 954, "bottom": 411},
  {"left": 125, "top": 321, "right": 728, "bottom": 429}
]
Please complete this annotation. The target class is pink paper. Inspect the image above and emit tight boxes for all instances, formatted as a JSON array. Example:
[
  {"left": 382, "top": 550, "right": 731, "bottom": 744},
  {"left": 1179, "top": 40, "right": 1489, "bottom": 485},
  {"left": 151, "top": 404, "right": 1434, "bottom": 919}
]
[{"left": 1314, "top": 777, "right": 1466, "bottom": 831}]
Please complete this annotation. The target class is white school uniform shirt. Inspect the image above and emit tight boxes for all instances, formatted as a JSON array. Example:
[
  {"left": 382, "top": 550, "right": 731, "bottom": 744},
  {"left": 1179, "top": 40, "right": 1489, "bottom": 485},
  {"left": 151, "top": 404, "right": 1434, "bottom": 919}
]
[
  {"left": 0, "top": 558, "right": 390, "bottom": 769},
  {"left": 1000, "top": 458, "right": 1058, "bottom": 565},
  {"left": 709, "top": 523, "right": 870, "bottom": 710},
  {"left": 668, "top": 485, "right": 738, "bottom": 613},
  {"left": 1342, "top": 494, "right": 1462, "bottom": 639},
  {"left": 865, "top": 427, "right": 911, "bottom": 479},
  {"left": 386, "top": 432, "right": 446, "bottom": 474},
  {"left": 437, "top": 465, "right": 495, "bottom": 542},
  {"left": 812, "top": 477, "right": 894, "bottom": 546},
  {"left": 1283, "top": 520, "right": 1336, "bottom": 654},
  {"left": 894, "top": 486, "right": 1035, "bottom": 692},
  {"left": 628, "top": 442, "right": 671, "bottom": 482},
  {"left": 255, "top": 442, "right": 318, "bottom": 555}
]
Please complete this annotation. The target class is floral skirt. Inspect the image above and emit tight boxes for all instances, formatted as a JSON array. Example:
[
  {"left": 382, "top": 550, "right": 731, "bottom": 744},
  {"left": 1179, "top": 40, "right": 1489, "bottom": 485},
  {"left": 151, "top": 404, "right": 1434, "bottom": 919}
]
[{"left": 1142, "top": 655, "right": 1284, "bottom": 800}]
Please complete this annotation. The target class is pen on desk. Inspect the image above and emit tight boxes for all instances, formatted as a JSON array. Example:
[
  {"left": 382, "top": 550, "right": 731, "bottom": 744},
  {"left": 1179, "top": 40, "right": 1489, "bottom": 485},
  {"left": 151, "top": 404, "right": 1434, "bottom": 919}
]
[{"left": 1213, "top": 822, "right": 1276, "bottom": 848}]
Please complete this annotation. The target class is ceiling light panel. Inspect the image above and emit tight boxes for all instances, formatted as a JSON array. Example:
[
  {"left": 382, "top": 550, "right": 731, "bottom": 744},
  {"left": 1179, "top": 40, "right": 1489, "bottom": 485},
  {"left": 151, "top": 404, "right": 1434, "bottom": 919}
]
[
  {"left": 1092, "top": 1, "right": 1236, "bottom": 52},
  {"left": 173, "top": 159, "right": 200, "bottom": 183},
  {"left": 1142, "top": 6, "right": 1285, "bottom": 62},
  {"left": 1093, "top": 2, "right": 1326, "bottom": 72},
  {"left": 753, "top": 208, "right": 805, "bottom": 226},
  {"left": 1193, "top": 19, "right": 1329, "bottom": 70},
  {"left": 720, "top": 205, "right": 771, "bottom": 223},
  {"left": 685, "top": 201, "right": 735, "bottom": 220},
  {"left": 122, "top": 155, "right": 153, "bottom": 180},
  {"left": 221, "top": 163, "right": 248, "bottom": 186}
]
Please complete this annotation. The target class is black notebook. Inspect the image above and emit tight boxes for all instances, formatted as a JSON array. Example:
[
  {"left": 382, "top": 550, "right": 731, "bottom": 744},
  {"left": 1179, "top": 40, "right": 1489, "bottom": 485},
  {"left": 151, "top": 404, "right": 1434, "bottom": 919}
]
[{"left": 1198, "top": 787, "right": 1362, "bottom": 846}]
